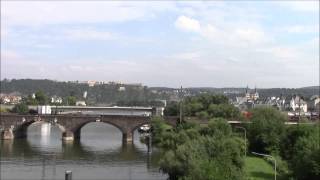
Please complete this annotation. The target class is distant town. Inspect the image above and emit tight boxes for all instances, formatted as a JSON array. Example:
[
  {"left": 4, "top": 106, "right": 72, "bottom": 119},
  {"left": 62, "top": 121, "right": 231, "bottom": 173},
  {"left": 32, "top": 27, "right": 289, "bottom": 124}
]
[{"left": 1, "top": 79, "right": 319, "bottom": 120}]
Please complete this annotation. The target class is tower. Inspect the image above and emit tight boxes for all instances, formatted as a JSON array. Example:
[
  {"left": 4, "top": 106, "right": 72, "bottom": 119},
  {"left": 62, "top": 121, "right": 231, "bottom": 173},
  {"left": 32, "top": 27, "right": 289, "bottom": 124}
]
[
  {"left": 253, "top": 86, "right": 259, "bottom": 100},
  {"left": 245, "top": 85, "right": 250, "bottom": 100}
]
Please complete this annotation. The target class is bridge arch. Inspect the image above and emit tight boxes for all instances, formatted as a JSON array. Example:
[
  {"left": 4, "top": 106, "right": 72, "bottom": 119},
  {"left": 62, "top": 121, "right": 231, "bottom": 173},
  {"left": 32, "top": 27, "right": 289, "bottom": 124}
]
[
  {"left": 9, "top": 116, "right": 66, "bottom": 139},
  {"left": 0, "top": 114, "right": 156, "bottom": 144},
  {"left": 72, "top": 119, "right": 126, "bottom": 140}
]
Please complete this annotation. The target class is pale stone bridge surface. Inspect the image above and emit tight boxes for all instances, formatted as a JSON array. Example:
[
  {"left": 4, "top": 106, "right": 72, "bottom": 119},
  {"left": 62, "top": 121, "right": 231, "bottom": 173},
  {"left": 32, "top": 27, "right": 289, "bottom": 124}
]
[{"left": 0, "top": 114, "right": 178, "bottom": 143}]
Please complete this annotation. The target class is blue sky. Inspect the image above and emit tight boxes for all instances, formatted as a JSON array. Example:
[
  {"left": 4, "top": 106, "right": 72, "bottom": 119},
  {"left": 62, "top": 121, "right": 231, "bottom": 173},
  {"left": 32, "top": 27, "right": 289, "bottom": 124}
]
[{"left": 1, "top": 1, "right": 319, "bottom": 88}]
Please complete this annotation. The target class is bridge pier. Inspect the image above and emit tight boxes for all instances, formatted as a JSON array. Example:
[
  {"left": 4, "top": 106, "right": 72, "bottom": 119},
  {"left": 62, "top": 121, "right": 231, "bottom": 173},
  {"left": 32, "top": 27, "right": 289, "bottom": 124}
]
[
  {"left": 122, "top": 131, "right": 133, "bottom": 144},
  {"left": 62, "top": 131, "right": 74, "bottom": 141},
  {"left": 1, "top": 128, "right": 14, "bottom": 140}
]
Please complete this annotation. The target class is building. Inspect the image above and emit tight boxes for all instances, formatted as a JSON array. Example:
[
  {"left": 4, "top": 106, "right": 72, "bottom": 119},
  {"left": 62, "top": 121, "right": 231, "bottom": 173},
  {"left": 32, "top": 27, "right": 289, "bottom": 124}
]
[
  {"left": 76, "top": 101, "right": 86, "bottom": 106},
  {"left": 311, "top": 95, "right": 320, "bottom": 112},
  {"left": 245, "top": 86, "right": 259, "bottom": 102},
  {"left": 118, "top": 86, "right": 126, "bottom": 91},
  {"left": 51, "top": 96, "right": 63, "bottom": 104},
  {"left": 290, "top": 96, "right": 307, "bottom": 113},
  {"left": 37, "top": 105, "right": 51, "bottom": 114},
  {"left": 0, "top": 93, "right": 22, "bottom": 104},
  {"left": 234, "top": 86, "right": 259, "bottom": 110}
]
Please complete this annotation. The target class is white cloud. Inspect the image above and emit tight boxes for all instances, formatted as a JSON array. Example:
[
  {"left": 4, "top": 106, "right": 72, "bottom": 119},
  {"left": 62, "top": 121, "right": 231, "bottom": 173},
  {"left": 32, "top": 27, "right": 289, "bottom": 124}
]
[
  {"left": 257, "top": 47, "right": 301, "bottom": 59},
  {"left": 170, "top": 51, "right": 202, "bottom": 60},
  {"left": 0, "top": 50, "right": 21, "bottom": 60},
  {"left": 1, "top": 1, "right": 176, "bottom": 27},
  {"left": 64, "top": 28, "right": 115, "bottom": 41},
  {"left": 175, "top": 15, "right": 270, "bottom": 48},
  {"left": 175, "top": 15, "right": 201, "bottom": 32},
  {"left": 1, "top": 1, "right": 318, "bottom": 88},
  {"left": 280, "top": 25, "right": 318, "bottom": 34},
  {"left": 233, "top": 27, "right": 267, "bottom": 44},
  {"left": 278, "top": 1, "right": 319, "bottom": 12}
]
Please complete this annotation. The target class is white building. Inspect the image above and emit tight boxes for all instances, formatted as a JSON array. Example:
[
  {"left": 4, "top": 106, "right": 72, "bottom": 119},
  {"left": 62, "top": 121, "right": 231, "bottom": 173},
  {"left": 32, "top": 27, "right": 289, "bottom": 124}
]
[
  {"left": 76, "top": 101, "right": 86, "bottom": 106},
  {"left": 51, "top": 96, "right": 63, "bottom": 104},
  {"left": 118, "top": 86, "right": 126, "bottom": 91},
  {"left": 290, "top": 96, "right": 307, "bottom": 113},
  {"left": 37, "top": 105, "right": 52, "bottom": 114}
]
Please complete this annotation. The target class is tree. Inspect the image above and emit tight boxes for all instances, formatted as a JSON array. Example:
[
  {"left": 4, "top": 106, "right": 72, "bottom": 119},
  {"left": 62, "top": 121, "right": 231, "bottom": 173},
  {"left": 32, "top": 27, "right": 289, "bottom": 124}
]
[
  {"left": 290, "top": 128, "right": 320, "bottom": 180},
  {"left": 35, "top": 90, "right": 48, "bottom": 105},
  {"left": 66, "top": 96, "right": 76, "bottom": 106},
  {"left": 200, "top": 118, "right": 232, "bottom": 137},
  {"left": 248, "top": 107, "right": 286, "bottom": 154},
  {"left": 26, "top": 95, "right": 38, "bottom": 105},
  {"left": 207, "top": 104, "right": 240, "bottom": 119},
  {"left": 164, "top": 102, "right": 179, "bottom": 116},
  {"left": 281, "top": 125, "right": 315, "bottom": 160},
  {"left": 11, "top": 103, "right": 29, "bottom": 114},
  {"left": 155, "top": 119, "right": 245, "bottom": 180}
]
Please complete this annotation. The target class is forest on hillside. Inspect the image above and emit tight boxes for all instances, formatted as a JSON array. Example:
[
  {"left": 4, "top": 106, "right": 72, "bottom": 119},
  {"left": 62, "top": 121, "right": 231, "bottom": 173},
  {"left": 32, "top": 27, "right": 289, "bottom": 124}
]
[
  {"left": 0, "top": 79, "right": 168, "bottom": 106},
  {"left": 1, "top": 79, "right": 319, "bottom": 105}
]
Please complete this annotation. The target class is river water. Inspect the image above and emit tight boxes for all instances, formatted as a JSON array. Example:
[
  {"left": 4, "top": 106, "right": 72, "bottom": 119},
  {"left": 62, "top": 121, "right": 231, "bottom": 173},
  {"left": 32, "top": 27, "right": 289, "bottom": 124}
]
[{"left": 0, "top": 122, "right": 166, "bottom": 180}]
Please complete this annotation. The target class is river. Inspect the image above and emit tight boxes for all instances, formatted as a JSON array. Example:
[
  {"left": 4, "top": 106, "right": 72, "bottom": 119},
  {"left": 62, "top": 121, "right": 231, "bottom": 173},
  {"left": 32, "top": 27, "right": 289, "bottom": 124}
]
[{"left": 0, "top": 122, "right": 166, "bottom": 180}]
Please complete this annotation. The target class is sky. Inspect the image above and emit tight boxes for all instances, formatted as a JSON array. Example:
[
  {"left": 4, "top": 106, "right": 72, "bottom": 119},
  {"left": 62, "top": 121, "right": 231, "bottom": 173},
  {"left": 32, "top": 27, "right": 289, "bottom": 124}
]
[{"left": 1, "top": 1, "right": 319, "bottom": 88}]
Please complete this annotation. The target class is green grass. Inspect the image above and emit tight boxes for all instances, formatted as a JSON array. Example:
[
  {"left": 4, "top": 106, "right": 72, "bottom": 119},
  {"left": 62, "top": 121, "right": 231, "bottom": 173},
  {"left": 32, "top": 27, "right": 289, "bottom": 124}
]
[{"left": 245, "top": 156, "right": 275, "bottom": 180}]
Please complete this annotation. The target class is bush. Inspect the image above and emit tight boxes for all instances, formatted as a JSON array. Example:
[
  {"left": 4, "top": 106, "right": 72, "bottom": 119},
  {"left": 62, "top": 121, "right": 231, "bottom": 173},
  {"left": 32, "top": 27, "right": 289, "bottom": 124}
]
[{"left": 11, "top": 103, "right": 29, "bottom": 114}]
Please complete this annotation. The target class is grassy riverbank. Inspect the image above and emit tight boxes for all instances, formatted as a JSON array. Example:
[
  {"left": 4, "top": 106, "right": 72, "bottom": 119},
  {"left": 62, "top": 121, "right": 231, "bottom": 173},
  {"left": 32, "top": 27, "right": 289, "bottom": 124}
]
[{"left": 245, "top": 156, "right": 274, "bottom": 180}]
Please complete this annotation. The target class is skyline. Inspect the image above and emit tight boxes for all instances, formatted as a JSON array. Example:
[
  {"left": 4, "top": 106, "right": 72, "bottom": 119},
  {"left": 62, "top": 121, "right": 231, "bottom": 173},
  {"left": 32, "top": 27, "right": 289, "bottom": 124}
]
[{"left": 1, "top": 1, "right": 319, "bottom": 88}]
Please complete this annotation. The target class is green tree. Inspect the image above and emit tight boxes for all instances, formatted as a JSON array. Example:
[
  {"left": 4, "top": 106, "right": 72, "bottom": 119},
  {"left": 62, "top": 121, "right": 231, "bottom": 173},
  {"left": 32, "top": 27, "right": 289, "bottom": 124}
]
[
  {"left": 26, "top": 95, "right": 38, "bottom": 105},
  {"left": 155, "top": 119, "right": 245, "bottom": 180},
  {"left": 200, "top": 118, "right": 232, "bottom": 137},
  {"left": 290, "top": 128, "right": 320, "bottom": 180},
  {"left": 35, "top": 90, "right": 48, "bottom": 105},
  {"left": 11, "top": 103, "right": 29, "bottom": 114},
  {"left": 164, "top": 102, "right": 179, "bottom": 116},
  {"left": 281, "top": 125, "right": 315, "bottom": 160},
  {"left": 66, "top": 96, "right": 76, "bottom": 106},
  {"left": 248, "top": 107, "right": 286, "bottom": 154},
  {"left": 207, "top": 104, "right": 240, "bottom": 119}
]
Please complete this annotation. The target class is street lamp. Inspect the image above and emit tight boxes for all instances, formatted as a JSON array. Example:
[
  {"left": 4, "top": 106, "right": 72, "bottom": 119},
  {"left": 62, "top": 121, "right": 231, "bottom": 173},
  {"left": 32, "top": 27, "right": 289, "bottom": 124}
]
[
  {"left": 235, "top": 126, "right": 246, "bottom": 157},
  {"left": 252, "top": 152, "right": 277, "bottom": 180}
]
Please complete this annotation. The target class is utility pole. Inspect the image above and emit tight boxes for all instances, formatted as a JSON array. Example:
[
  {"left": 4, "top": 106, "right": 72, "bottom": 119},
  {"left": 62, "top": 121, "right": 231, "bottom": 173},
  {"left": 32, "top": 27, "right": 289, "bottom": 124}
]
[
  {"left": 298, "top": 95, "right": 301, "bottom": 125},
  {"left": 179, "top": 86, "right": 183, "bottom": 124}
]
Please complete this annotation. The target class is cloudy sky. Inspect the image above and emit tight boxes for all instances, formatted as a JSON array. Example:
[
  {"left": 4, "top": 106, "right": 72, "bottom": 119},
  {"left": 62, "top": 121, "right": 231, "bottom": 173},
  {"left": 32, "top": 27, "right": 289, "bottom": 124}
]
[{"left": 1, "top": 1, "right": 319, "bottom": 88}]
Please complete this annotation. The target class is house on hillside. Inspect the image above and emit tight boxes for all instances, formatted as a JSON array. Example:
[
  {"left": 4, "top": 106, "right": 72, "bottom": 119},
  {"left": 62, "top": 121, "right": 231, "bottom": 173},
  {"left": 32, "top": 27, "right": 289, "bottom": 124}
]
[
  {"left": 290, "top": 96, "right": 307, "bottom": 113},
  {"left": 76, "top": 101, "right": 86, "bottom": 106},
  {"left": 311, "top": 95, "right": 320, "bottom": 112}
]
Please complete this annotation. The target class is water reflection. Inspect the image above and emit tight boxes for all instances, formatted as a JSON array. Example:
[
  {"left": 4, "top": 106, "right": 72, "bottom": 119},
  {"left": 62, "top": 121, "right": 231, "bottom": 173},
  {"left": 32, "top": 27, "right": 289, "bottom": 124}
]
[{"left": 0, "top": 122, "right": 166, "bottom": 180}]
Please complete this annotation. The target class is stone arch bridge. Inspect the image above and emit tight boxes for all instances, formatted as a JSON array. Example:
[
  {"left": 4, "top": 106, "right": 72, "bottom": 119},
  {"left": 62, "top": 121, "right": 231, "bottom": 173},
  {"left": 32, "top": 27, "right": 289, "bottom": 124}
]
[{"left": 0, "top": 114, "right": 178, "bottom": 143}]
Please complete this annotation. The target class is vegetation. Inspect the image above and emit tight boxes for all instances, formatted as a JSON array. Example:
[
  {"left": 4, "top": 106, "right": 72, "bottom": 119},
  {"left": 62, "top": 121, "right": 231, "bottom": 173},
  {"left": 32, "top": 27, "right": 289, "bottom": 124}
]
[
  {"left": 11, "top": 103, "right": 29, "bottom": 114},
  {"left": 284, "top": 125, "right": 320, "bottom": 180},
  {"left": 164, "top": 94, "right": 241, "bottom": 120},
  {"left": 1, "top": 79, "right": 168, "bottom": 105},
  {"left": 246, "top": 107, "right": 319, "bottom": 179},
  {"left": 245, "top": 156, "right": 274, "bottom": 180},
  {"left": 157, "top": 95, "right": 319, "bottom": 180},
  {"left": 66, "top": 96, "right": 77, "bottom": 106},
  {"left": 152, "top": 118, "right": 245, "bottom": 180},
  {"left": 0, "top": 107, "right": 9, "bottom": 113},
  {"left": 248, "top": 107, "right": 286, "bottom": 154},
  {"left": 2, "top": 79, "right": 318, "bottom": 106}
]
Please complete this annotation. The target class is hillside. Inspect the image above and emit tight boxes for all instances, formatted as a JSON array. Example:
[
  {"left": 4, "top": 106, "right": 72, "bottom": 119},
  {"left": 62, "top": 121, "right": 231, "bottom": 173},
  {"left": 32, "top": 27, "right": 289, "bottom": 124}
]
[{"left": 1, "top": 79, "right": 319, "bottom": 105}]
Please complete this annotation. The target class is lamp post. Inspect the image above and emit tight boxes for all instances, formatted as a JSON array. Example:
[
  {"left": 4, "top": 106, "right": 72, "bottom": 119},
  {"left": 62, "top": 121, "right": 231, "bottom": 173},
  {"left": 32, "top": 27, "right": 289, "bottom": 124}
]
[
  {"left": 252, "top": 152, "right": 277, "bottom": 180},
  {"left": 235, "top": 126, "right": 246, "bottom": 157}
]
